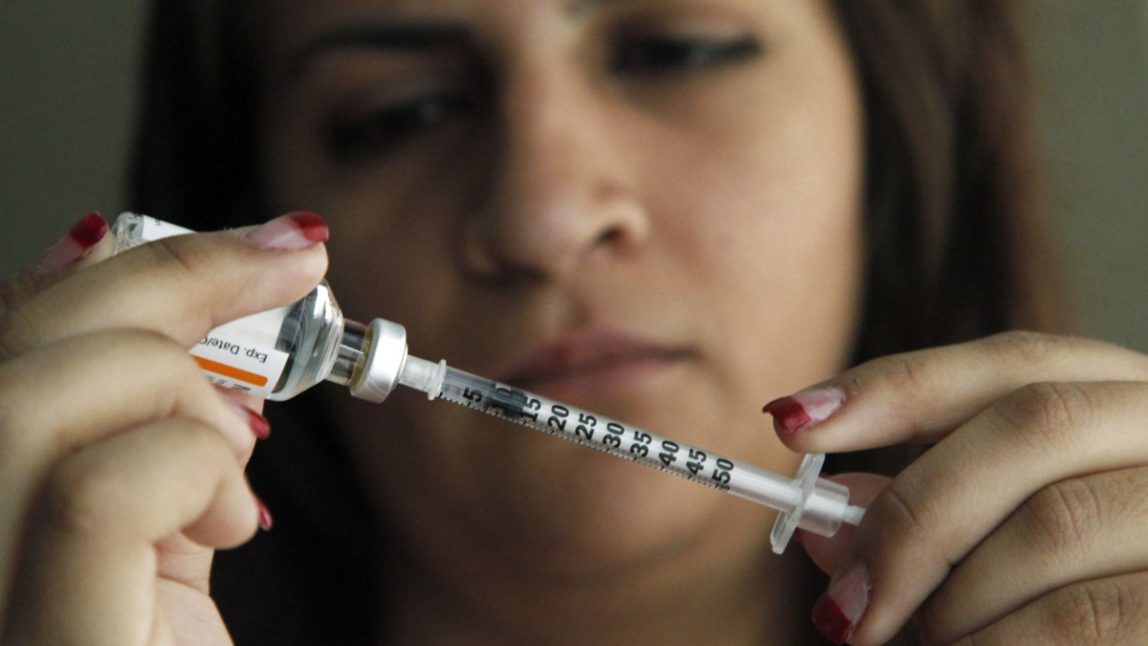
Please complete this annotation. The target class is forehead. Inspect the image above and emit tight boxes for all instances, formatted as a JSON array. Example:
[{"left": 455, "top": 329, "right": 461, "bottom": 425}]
[
  {"left": 255, "top": 0, "right": 602, "bottom": 36},
  {"left": 253, "top": 0, "right": 796, "bottom": 43},
  {"left": 249, "top": 0, "right": 565, "bottom": 73}
]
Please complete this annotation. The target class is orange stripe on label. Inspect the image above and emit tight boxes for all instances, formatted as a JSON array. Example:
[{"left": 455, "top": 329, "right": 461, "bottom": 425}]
[{"left": 194, "top": 356, "right": 269, "bottom": 387}]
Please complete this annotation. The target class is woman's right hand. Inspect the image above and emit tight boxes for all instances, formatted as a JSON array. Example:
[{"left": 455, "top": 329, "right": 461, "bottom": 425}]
[{"left": 0, "top": 212, "right": 329, "bottom": 645}]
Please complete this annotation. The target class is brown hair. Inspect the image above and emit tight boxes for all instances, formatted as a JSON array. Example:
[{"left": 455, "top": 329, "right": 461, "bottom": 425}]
[
  {"left": 130, "top": 1, "right": 260, "bottom": 231},
  {"left": 832, "top": 1, "right": 1065, "bottom": 363}
]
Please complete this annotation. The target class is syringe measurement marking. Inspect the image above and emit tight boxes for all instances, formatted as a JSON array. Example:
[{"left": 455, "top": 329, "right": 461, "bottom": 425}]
[{"left": 440, "top": 380, "right": 736, "bottom": 493}]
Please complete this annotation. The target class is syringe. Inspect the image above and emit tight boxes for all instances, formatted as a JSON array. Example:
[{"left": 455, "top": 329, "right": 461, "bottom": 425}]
[
  {"left": 352, "top": 318, "right": 865, "bottom": 555},
  {"left": 113, "top": 213, "right": 866, "bottom": 554}
]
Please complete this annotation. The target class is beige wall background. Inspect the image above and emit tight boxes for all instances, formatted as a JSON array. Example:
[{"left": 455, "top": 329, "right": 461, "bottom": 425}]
[{"left": 2, "top": 2, "right": 1147, "bottom": 351}]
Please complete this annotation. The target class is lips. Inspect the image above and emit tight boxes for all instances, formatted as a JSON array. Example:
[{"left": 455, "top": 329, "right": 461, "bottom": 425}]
[{"left": 497, "top": 328, "right": 693, "bottom": 401}]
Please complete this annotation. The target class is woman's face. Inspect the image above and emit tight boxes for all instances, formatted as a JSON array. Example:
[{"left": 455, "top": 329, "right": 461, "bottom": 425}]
[{"left": 257, "top": 0, "right": 862, "bottom": 576}]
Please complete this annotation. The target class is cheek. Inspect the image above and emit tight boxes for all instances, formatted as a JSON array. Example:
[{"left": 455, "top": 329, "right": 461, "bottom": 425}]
[{"left": 652, "top": 64, "right": 865, "bottom": 399}]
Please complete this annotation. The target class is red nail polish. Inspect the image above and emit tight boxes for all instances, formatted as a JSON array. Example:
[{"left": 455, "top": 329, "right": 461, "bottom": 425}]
[
  {"left": 812, "top": 563, "right": 871, "bottom": 644},
  {"left": 37, "top": 211, "right": 109, "bottom": 273},
  {"left": 763, "top": 396, "right": 811, "bottom": 434},
  {"left": 812, "top": 594, "right": 854, "bottom": 644},
  {"left": 244, "top": 211, "right": 328, "bottom": 251},
  {"left": 71, "top": 211, "right": 110, "bottom": 247},
  {"left": 255, "top": 496, "right": 274, "bottom": 531},
  {"left": 225, "top": 400, "right": 271, "bottom": 440},
  {"left": 244, "top": 407, "right": 271, "bottom": 440},
  {"left": 286, "top": 211, "right": 329, "bottom": 244},
  {"left": 763, "top": 386, "right": 846, "bottom": 435}
]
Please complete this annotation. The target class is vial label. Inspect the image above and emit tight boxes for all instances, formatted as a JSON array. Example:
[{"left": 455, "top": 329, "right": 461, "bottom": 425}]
[
  {"left": 137, "top": 215, "right": 188, "bottom": 241},
  {"left": 195, "top": 330, "right": 290, "bottom": 396},
  {"left": 122, "top": 214, "right": 292, "bottom": 397}
]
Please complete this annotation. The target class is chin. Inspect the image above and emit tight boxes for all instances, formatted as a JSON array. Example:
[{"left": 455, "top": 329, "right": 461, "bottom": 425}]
[
  {"left": 474, "top": 450, "right": 775, "bottom": 581},
  {"left": 357, "top": 386, "right": 783, "bottom": 583}
]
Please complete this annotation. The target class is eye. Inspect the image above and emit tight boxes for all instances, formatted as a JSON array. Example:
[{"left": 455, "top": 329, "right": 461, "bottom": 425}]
[
  {"left": 324, "top": 93, "right": 473, "bottom": 161},
  {"left": 611, "top": 35, "right": 762, "bottom": 77}
]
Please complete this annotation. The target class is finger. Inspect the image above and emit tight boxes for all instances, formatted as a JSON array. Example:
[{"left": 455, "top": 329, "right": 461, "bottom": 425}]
[
  {"left": 214, "top": 386, "right": 269, "bottom": 436},
  {"left": 1, "top": 418, "right": 260, "bottom": 646},
  {"left": 819, "top": 381, "right": 1148, "bottom": 644},
  {"left": 949, "top": 571, "right": 1148, "bottom": 646},
  {"left": 0, "top": 330, "right": 265, "bottom": 592},
  {"left": 0, "top": 212, "right": 110, "bottom": 320},
  {"left": 918, "top": 466, "right": 1148, "bottom": 644},
  {"left": 0, "top": 330, "right": 260, "bottom": 475},
  {"left": 764, "top": 332, "right": 1148, "bottom": 453},
  {"left": 0, "top": 212, "right": 329, "bottom": 357}
]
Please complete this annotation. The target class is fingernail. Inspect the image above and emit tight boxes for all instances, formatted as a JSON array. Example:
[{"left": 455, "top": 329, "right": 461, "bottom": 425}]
[
  {"left": 229, "top": 401, "right": 271, "bottom": 440},
  {"left": 254, "top": 495, "right": 274, "bottom": 531},
  {"left": 812, "top": 562, "right": 871, "bottom": 644},
  {"left": 244, "top": 211, "right": 328, "bottom": 251},
  {"left": 763, "top": 385, "right": 846, "bottom": 435},
  {"left": 37, "top": 211, "right": 109, "bottom": 273}
]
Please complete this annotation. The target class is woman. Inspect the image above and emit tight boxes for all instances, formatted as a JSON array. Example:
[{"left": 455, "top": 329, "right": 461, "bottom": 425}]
[{"left": 3, "top": 1, "right": 1148, "bottom": 644}]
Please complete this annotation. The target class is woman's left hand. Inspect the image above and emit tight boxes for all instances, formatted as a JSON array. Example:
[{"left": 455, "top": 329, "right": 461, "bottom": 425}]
[{"left": 766, "top": 332, "right": 1148, "bottom": 645}]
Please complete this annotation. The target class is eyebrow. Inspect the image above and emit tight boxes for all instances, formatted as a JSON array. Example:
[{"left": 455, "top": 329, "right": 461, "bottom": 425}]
[
  {"left": 565, "top": 0, "right": 633, "bottom": 17},
  {"left": 286, "top": 22, "right": 472, "bottom": 79}
]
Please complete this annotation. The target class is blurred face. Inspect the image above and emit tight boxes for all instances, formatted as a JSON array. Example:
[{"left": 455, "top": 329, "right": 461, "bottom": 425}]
[{"left": 256, "top": 0, "right": 862, "bottom": 579}]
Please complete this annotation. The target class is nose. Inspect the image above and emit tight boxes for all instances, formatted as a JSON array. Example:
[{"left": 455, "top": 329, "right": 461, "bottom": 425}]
[{"left": 459, "top": 63, "right": 650, "bottom": 283}]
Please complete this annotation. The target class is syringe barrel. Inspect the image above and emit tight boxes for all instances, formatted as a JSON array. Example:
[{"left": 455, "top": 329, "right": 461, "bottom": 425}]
[{"left": 727, "top": 464, "right": 803, "bottom": 513}]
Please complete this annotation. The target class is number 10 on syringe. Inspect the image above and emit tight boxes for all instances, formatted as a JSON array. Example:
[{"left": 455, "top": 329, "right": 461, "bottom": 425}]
[{"left": 113, "top": 212, "right": 865, "bottom": 555}]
